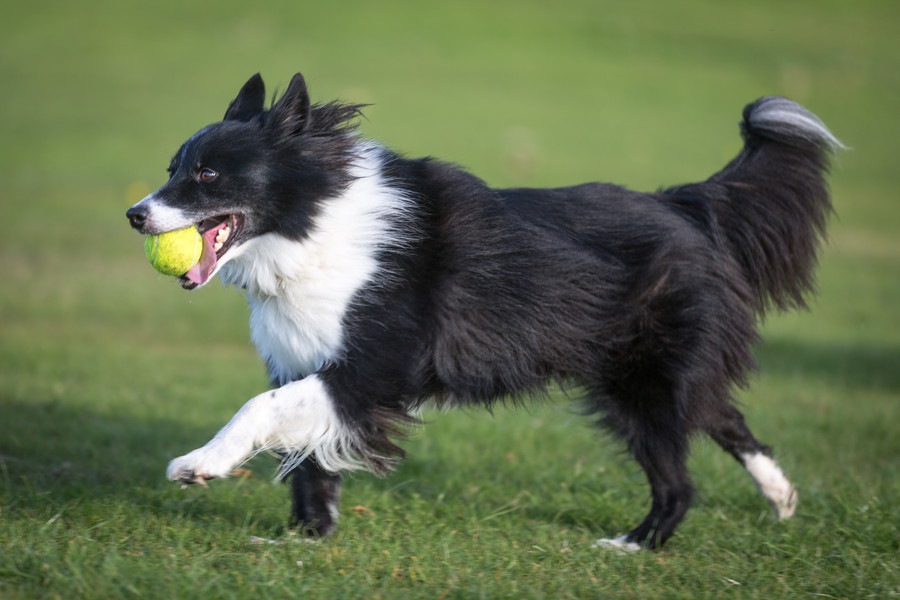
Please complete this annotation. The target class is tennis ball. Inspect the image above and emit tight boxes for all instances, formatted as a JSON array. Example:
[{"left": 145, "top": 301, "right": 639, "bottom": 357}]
[{"left": 144, "top": 226, "right": 203, "bottom": 276}]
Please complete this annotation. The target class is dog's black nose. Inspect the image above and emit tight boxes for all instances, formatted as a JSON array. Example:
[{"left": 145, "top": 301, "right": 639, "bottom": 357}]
[{"left": 126, "top": 205, "right": 148, "bottom": 231}]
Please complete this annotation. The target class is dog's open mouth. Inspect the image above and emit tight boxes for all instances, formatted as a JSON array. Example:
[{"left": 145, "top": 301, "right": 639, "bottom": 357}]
[{"left": 180, "top": 214, "right": 245, "bottom": 290}]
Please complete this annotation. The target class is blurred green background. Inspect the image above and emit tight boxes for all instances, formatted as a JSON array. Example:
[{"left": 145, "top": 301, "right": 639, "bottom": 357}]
[
  {"left": 2, "top": 0, "right": 897, "bottom": 358},
  {"left": 1, "top": 1, "right": 897, "bottom": 598}
]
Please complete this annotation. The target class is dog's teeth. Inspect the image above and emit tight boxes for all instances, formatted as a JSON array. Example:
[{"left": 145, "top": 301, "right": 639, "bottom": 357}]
[
  {"left": 216, "top": 231, "right": 228, "bottom": 243},
  {"left": 214, "top": 242, "right": 223, "bottom": 252}
]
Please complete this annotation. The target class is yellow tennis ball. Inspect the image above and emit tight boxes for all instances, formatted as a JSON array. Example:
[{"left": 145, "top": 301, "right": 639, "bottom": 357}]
[{"left": 144, "top": 226, "right": 203, "bottom": 276}]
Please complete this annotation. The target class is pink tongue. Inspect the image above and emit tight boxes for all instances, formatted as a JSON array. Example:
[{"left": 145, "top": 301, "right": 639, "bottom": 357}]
[{"left": 184, "top": 224, "right": 224, "bottom": 285}]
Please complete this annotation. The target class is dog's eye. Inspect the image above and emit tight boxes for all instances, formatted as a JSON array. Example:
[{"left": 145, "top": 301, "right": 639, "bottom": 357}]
[{"left": 198, "top": 168, "right": 219, "bottom": 183}]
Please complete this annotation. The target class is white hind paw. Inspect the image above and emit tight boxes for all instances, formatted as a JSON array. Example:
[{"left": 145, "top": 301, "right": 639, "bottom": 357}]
[
  {"left": 774, "top": 486, "right": 798, "bottom": 520},
  {"left": 741, "top": 452, "right": 798, "bottom": 519},
  {"left": 592, "top": 535, "right": 642, "bottom": 553}
]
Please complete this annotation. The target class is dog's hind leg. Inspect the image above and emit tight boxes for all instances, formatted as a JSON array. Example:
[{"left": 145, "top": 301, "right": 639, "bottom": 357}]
[
  {"left": 594, "top": 384, "right": 695, "bottom": 550},
  {"left": 704, "top": 404, "right": 797, "bottom": 519},
  {"left": 623, "top": 418, "right": 694, "bottom": 549},
  {"left": 287, "top": 457, "right": 343, "bottom": 537}
]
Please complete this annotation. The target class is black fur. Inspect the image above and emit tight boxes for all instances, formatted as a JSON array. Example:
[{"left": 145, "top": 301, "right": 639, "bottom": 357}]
[
  {"left": 289, "top": 457, "right": 342, "bottom": 537},
  {"left": 128, "top": 74, "right": 840, "bottom": 548}
]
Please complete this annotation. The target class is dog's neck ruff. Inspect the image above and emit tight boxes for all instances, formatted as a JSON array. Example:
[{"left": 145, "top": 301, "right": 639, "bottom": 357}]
[{"left": 218, "top": 144, "right": 412, "bottom": 384}]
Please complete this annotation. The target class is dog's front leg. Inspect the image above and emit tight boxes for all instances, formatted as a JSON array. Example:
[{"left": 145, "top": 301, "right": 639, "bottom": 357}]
[{"left": 167, "top": 374, "right": 352, "bottom": 485}]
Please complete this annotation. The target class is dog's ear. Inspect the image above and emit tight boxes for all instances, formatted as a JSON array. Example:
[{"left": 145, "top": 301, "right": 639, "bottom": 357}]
[
  {"left": 224, "top": 73, "right": 266, "bottom": 122},
  {"left": 269, "top": 73, "right": 311, "bottom": 135}
]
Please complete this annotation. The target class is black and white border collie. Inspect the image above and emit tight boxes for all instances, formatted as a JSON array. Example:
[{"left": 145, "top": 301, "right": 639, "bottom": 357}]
[{"left": 126, "top": 72, "right": 841, "bottom": 550}]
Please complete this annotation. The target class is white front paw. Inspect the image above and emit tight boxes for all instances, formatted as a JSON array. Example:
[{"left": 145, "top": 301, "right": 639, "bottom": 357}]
[{"left": 167, "top": 448, "right": 237, "bottom": 485}]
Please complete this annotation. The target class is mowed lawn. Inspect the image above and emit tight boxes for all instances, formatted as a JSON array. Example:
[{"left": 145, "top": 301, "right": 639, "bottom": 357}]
[{"left": 1, "top": 1, "right": 897, "bottom": 598}]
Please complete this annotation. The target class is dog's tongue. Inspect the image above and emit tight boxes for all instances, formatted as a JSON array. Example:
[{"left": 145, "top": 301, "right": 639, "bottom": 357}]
[{"left": 184, "top": 229, "right": 219, "bottom": 285}]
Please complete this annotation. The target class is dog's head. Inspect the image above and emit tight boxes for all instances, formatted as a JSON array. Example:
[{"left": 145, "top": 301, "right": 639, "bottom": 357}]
[{"left": 126, "top": 72, "right": 364, "bottom": 289}]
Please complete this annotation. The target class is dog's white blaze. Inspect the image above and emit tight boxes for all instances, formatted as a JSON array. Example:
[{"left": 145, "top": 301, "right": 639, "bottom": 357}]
[
  {"left": 741, "top": 452, "right": 798, "bottom": 519},
  {"left": 217, "top": 144, "right": 412, "bottom": 384},
  {"left": 166, "top": 375, "right": 362, "bottom": 480},
  {"left": 130, "top": 192, "right": 195, "bottom": 232}
]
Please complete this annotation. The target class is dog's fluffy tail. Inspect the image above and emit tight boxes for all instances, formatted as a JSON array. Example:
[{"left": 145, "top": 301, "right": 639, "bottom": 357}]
[{"left": 674, "top": 97, "right": 843, "bottom": 314}]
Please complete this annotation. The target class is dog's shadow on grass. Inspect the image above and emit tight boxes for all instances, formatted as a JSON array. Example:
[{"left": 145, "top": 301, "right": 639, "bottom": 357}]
[
  {"left": 0, "top": 397, "right": 168, "bottom": 490},
  {"left": 0, "top": 396, "right": 291, "bottom": 531}
]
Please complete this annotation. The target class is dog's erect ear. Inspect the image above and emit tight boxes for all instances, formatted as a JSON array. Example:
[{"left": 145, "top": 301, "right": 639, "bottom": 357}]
[
  {"left": 224, "top": 73, "right": 266, "bottom": 122},
  {"left": 269, "top": 73, "right": 311, "bottom": 135}
]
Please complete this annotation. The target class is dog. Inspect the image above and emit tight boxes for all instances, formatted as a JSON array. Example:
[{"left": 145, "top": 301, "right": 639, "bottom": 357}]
[{"left": 126, "top": 72, "right": 841, "bottom": 549}]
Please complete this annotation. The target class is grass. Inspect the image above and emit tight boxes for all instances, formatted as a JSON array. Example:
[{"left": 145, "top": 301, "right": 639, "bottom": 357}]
[{"left": 1, "top": 0, "right": 898, "bottom": 598}]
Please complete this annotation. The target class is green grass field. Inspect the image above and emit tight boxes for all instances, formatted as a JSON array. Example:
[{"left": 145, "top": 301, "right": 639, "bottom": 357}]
[{"left": 1, "top": 1, "right": 898, "bottom": 598}]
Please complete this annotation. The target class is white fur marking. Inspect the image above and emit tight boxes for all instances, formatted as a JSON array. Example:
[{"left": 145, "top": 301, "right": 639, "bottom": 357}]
[
  {"left": 166, "top": 375, "right": 363, "bottom": 482},
  {"left": 751, "top": 98, "right": 845, "bottom": 150},
  {"left": 216, "top": 143, "right": 415, "bottom": 383},
  {"left": 129, "top": 192, "right": 195, "bottom": 232},
  {"left": 248, "top": 533, "right": 318, "bottom": 546},
  {"left": 592, "top": 535, "right": 641, "bottom": 553},
  {"left": 741, "top": 452, "right": 798, "bottom": 519}
]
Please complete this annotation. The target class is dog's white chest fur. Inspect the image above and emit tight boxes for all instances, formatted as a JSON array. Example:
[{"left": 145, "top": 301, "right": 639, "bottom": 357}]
[
  {"left": 217, "top": 146, "right": 411, "bottom": 384},
  {"left": 245, "top": 262, "right": 350, "bottom": 382},
  {"left": 223, "top": 221, "right": 380, "bottom": 384}
]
